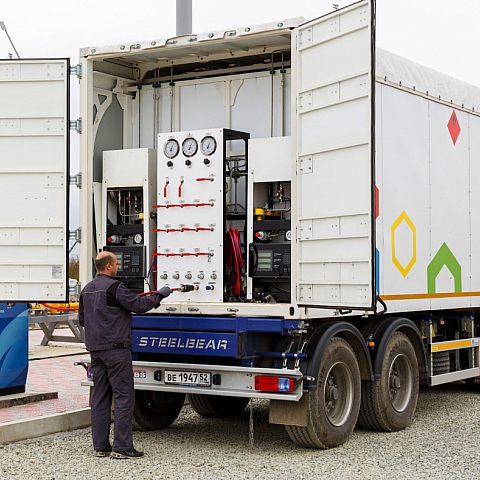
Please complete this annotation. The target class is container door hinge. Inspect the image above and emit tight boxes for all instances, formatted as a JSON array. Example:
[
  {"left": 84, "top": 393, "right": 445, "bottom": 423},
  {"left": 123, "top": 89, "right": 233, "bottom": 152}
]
[
  {"left": 69, "top": 281, "right": 81, "bottom": 298},
  {"left": 69, "top": 228, "right": 81, "bottom": 243},
  {"left": 70, "top": 64, "right": 82, "bottom": 78},
  {"left": 69, "top": 172, "right": 82, "bottom": 188},
  {"left": 69, "top": 118, "right": 82, "bottom": 133}
]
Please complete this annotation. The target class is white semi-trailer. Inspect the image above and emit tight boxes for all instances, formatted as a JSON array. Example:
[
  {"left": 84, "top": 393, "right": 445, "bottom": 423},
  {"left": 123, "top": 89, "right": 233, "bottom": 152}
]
[{"left": 2, "top": 0, "right": 480, "bottom": 448}]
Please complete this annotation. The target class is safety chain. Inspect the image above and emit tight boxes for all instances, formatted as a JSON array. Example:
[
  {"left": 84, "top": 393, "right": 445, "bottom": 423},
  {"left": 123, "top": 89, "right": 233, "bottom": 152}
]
[{"left": 249, "top": 398, "right": 255, "bottom": 448}]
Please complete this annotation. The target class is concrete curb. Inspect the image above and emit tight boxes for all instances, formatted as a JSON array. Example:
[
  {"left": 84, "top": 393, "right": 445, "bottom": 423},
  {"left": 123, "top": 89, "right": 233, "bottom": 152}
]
[
  {"left": 0, "top": 407, "right": 91, "bottom": 445},
  {"left": 0, "top": 391, "right": 58, "bottom": 409}
]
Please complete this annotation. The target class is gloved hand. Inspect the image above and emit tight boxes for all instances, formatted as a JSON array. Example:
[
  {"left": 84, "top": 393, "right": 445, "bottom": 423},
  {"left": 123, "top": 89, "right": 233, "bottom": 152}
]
[{"left": 157, "top": 286, "right": 172, "bottom": 298}]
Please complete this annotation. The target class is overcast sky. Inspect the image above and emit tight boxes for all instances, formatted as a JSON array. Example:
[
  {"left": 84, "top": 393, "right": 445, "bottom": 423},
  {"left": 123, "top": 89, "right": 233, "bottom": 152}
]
[
  {"left": 1, "top": 0, "right": 479, "bottom": 251},
  {"left": 2, "top": 0, "right": 479, "bottom": 83}
]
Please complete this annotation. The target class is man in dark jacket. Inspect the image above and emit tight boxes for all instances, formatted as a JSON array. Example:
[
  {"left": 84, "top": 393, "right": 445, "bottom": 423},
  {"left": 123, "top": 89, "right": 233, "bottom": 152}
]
[{"left": 79, "top": 251, "right": 171, "bottom": 459}]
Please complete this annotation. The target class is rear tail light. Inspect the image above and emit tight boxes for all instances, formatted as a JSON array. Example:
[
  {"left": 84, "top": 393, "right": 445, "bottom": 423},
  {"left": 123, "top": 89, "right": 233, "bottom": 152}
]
[{"left": 254, "top": 376, "right": 295, "bottom": 392}]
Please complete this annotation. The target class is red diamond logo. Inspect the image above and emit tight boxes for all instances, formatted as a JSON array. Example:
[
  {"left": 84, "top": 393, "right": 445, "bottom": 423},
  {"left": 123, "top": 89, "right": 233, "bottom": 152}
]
[{"left": 447, "top": 110, "right": 461, "bottom": 145}]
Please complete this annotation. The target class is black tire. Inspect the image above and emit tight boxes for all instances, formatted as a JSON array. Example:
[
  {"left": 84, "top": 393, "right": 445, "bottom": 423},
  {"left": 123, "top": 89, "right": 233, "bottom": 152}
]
[
  {"left": 432, "top": 351, "right": 450, "bottom": 375},
  {"left": 358, "top": 332, "right": 418, "bottom": 432},
  {"left": 189, "top": 394, "right": 250, "bottom": 418},
  {"left": 285, "top": 337, "right": 361, "bottom": 449},
  {"left": 132, "top": 390, "right": 186, "bottom": 431}
]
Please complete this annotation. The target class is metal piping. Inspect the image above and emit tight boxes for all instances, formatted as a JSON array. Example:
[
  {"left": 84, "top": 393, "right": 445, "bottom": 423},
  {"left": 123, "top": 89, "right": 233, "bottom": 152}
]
[
  {"left": 170, "top": 66, "right": 175, "bottom": 132},
  {"left": 271, "top": 52, "right": 275, "bottom": 137}
]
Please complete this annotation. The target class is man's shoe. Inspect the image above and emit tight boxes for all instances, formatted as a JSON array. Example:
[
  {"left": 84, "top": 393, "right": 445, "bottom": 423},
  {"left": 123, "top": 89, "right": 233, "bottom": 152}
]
[
  {"left": 95, "top": 445, "right": 112, "bottom": 457},
  {"left": 111, "top": 449, "right": 144, "bottom": 459}
]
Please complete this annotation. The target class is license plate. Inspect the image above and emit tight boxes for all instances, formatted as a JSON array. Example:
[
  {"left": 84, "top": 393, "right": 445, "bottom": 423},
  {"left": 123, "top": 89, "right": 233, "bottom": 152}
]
[{"left": 164, "top": 370, "right": 211, "bottom": 387}]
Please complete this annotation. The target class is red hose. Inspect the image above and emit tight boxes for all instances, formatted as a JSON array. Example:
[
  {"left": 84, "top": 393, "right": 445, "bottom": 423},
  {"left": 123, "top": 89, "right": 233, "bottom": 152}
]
[
  {"left": 151, "top": 248, "right": 158, "bottom": 290},
  {"left": 226, "top": 227, "right": 243, "bottom": 297}
]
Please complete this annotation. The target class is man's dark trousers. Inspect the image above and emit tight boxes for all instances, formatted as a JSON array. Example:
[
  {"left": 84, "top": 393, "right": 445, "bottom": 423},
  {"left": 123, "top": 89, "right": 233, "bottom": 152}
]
[{"left": 90, "top": 348, "right": 134, "bottom": 452}]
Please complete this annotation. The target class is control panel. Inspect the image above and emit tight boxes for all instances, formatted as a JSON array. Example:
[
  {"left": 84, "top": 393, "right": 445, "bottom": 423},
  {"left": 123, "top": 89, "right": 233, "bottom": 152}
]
[
  {"left": 249, "top": 243, "right": 291, "bottom": 278},
  {"left": 156, "top": 129, "right": 225, "bottom": 302},
  {"left": 105, "top": 245, "right": 146, "bottom": 278}
]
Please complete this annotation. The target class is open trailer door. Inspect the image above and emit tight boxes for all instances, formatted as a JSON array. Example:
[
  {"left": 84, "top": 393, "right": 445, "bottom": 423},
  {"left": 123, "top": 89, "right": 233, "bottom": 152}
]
[
  {"left": 0, "top": 59, "right": 70, "bottom": 302},
  {"left": 292, "top": 0, "right": 376, "bottom": 310}
]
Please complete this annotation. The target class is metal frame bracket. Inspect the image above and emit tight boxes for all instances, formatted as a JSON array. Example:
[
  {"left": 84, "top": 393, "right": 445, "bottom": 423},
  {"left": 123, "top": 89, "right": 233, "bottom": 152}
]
[
  {"left": 69, "top": 282, "right": 81, "bottom": 298},
  {"left": 69, "top": 118, "right": 82, "bottom": 133},
  {"left": 69, "top": 228, "right": 81, "bottom": 243},
  {"left": 69, "top": 64, "right": 82, "bottom": 78},
  {"left": 69, "top": 172, "right": 82, "bottom": 188}
]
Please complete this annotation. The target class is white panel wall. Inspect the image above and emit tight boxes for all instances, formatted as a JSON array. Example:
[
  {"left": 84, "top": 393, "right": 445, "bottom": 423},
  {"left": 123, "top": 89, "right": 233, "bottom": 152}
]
[
  {"left": 293, "top": 1, "right": 373, "bottom": 309},
  {"left": 470, "top": 115, "right": 480, "bottom": 299},
  {"left": 377, "top": 85, "right": 430, "bottom": 311},
  {"left": 429, "top": 104, "right": 470, "bottom": 309},
  {"left": 231, "top": 76, "right": 274, "bottom": 139},
  {"left": 378, "top": 83, "right": 480, "bottom": 312},
  {"left": 179, "top": 83, "right": 225, "bottom": 132},
  {"left": 0, "top": 59, "right": 69, "bottom": 302},
  {"left": 133, "top": 71, "right": 291, "bottom": 149}
]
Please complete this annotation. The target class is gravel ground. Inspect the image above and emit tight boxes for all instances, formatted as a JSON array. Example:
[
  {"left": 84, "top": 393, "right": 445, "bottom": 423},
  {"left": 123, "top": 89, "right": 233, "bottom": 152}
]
[{"left": 1, "top": 383, "right": 480, "bottom": 480}]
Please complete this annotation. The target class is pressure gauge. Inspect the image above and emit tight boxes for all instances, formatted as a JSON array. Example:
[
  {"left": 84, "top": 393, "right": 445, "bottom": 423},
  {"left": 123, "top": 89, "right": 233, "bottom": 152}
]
[
  {"left": 133, "top": 233, "right": 143, "bottom": 244},
  {"left": 164, "top": 139, "right": 179, "bottom": 159},
  {"left": 200, "top": 136, "right": 217, "bottom": 156},
  {"left": 182, "top": 137, "right": 198, "bottom": 157}
]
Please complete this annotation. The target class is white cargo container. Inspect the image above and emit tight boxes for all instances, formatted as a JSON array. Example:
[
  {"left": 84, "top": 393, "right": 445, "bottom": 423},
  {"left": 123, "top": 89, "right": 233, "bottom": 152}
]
[{"left": 2, "top": 0, "right": 480, "bottom": 449}]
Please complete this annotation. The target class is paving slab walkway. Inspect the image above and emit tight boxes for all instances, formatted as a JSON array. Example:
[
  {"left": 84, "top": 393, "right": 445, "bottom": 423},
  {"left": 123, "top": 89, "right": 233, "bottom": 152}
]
[{"left": 0, "top": 329, "right": 91, "bottom": 443}]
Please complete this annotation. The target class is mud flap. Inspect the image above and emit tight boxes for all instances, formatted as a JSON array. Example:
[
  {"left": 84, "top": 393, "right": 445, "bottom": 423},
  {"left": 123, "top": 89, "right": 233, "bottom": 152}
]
[{"left": 269, "top": 394, "right": 310, "bottom": 427}]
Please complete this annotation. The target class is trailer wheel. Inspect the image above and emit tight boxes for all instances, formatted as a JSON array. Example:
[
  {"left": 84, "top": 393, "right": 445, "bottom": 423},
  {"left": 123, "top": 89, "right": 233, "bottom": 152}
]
[
  {"left": 189, "top": 394, "right": 250, "bottom": 418},
  {"left": 285, "top": 337, "right": 361, "bottom": 449},
  {"left": 132, "top": 390, "right": 185, "bottom": 431},
  {"left": 358, "top": 332, "right": 418, "bottom": 432}
]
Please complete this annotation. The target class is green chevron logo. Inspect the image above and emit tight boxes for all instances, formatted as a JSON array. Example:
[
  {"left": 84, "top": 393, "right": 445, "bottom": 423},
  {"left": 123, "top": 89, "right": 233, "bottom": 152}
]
[{"left": 427, "top": 243, "right": 461, "bottom": 294}]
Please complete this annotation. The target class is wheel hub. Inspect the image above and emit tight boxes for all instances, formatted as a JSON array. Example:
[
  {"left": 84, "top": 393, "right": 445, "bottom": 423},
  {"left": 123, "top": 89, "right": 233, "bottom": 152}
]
[
  {"left": 323, "top": 362, "right": 354, "bottom": 427},
  {"left": 388, "top": 354, "right": 413, "bottom": 413},
  {"left": 390, "top": 373, "right": 401, "bottom": 390},
  {"left": 328, "top": 384, "right": 339, "bottom": 401}
]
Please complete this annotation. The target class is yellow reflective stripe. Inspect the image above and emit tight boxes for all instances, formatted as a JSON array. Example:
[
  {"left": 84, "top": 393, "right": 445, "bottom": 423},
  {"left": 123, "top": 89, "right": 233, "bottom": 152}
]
[
  {"left": 380, "top": 291, "right": 480, "bottom": 301},
  {"left": 431, "top": 340, "right": 473, "bottom": 351}
]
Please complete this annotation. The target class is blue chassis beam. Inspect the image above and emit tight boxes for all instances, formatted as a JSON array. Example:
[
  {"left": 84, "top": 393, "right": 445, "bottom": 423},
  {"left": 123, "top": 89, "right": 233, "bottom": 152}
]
[{"left": 132, "top": 315, "right": 302, "bottom": 361}]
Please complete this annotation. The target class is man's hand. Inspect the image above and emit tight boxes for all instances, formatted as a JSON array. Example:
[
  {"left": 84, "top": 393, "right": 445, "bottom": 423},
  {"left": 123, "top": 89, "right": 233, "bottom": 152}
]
[{"left": 157, "top": 286, "right": 172, "bottom": 298}]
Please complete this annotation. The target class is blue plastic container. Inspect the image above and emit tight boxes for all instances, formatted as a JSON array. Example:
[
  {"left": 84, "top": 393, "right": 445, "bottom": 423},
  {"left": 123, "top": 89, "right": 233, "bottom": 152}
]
[{"left": 0, "top": 303, "right": 29, "bottom": 396}]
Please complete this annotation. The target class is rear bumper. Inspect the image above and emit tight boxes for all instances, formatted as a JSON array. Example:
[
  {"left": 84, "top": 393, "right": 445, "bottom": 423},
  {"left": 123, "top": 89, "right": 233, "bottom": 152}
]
[{"left": 80, "top": 358, "right": 305, "bottom": 401}]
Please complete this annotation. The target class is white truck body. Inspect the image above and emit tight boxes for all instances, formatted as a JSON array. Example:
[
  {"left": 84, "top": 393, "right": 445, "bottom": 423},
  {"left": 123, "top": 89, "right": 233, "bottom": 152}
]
[
  {"left": 73, "top": 0, "right": 480, "bottom": 317},
  {"left": 376, "top": 51, "right": 480, "bottom": 312}
]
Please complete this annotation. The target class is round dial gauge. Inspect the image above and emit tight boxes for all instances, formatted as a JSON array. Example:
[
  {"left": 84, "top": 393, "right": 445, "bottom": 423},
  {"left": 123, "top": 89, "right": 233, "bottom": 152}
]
[
  {"left": 182, "top": 138, "right": 198, "bottom": 157},
  {"left": 163, "top": 139, "right": 179, "bottom": 159},
  {"left": 200, "top": 136, "right": 217, "bottom": 156},
  {"left": 133, "top": 233, "right": 143, "bottom": 244}
]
